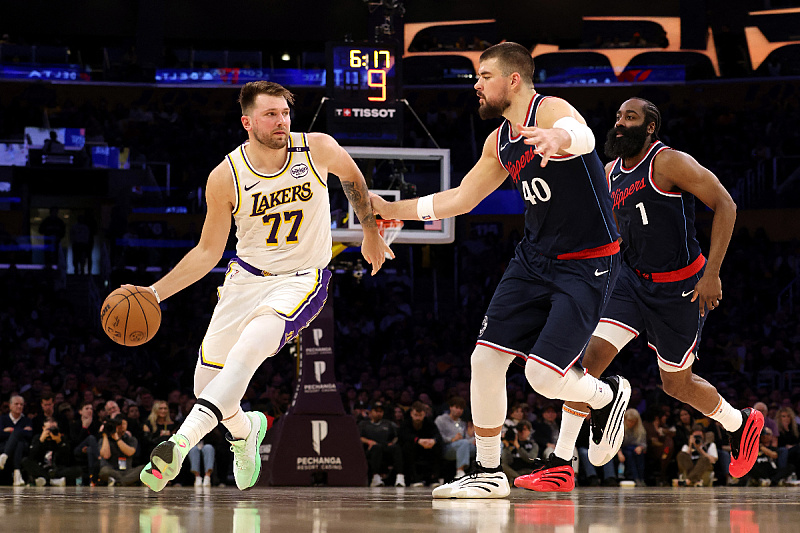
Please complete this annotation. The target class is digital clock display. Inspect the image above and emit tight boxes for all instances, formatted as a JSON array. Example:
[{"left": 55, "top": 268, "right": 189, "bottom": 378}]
[{"left": 326, "top": 43, "right": 401, "bottom": 103}]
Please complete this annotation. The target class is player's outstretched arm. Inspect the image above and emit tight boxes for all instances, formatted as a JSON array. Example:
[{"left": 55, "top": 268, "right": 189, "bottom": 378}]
[
  {"left": 309, "top": 133, "right": 393, "bottom": 275},
  {"left": 370, "top": 132, "right": 508, "bottom": 222},
  {"left": 654, "top": 149, "right": 736, "bottom": 317},
  {"left": 142, "top": 162, "right": 234, "bottom": 301},
  {"left": 516, "top": 97, "right": 595, "bottom": 167}
]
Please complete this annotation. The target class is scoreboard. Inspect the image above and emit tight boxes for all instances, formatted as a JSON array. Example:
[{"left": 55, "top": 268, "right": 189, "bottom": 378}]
[{"left": 326, "top": 42, "right": 403, "bottom": 146}]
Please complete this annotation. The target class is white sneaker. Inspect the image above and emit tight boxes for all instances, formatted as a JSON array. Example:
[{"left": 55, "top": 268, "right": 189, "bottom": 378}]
[
  {"left": 0, "top": 453, "right": 7, "bottom": 470},
  {"left": 50, "top": 477, "right": 66, "bottom": 487},
  {"left": 35, "top": 477, "right": 47, "bottom": 487},
  {"left": 588, "top": 375, "right": 632, "bottom": 466},
  {"left": 454, "top": 469, "right": 466, "bottom": 479},
  {"left": 12, "top": 469, "right": 25, "bottom": 486},
  {"left": 370, "top": 474, "right": 384, "bottom": 487},
  {"left": 108, "top": 477, "right": 116, "bottom": 487},
  {"left": 410, "top": 481, "right": 426, "bottom": 488},
  {"left": 227, "top": 411, "right": 268, "bottom": 491},
  {"left": 194, "top": 476, "right": 203, "bottom": 487},
  {"left": 395, "top": 473, "right": 406, "bottom": 487},
  {"left": 432, "top": 464, "right": 510, "bottom": 499},
  {"left": 203, "top": 474, "right": 212, "bottom": 487}
]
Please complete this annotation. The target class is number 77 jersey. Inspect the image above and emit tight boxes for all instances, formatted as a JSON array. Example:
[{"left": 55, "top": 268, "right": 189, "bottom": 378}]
[
  {"left": 608, "top": 140, "right": 702, "bottom": 274},
  {"left": 496, "top": 93, "right": 619, "bottom": 259},
  {"left": 227, "top": 132, "right": 333, "bottom": 274}
]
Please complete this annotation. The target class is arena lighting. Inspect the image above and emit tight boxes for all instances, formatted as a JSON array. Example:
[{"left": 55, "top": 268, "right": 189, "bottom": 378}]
[
  {"left": 281, "top": 53, "right": 291, "bottom": 62},
  {"left": 744, "top": 7, "right": 800, "bottom": 71}
]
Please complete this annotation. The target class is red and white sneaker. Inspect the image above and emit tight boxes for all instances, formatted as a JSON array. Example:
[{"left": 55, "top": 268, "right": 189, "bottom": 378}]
[
  {"left": 514, "top": 453, "right": 575, "bottom": 492},
  {"left": 729, "top": 407, "right": 765, "bottom": 479}
]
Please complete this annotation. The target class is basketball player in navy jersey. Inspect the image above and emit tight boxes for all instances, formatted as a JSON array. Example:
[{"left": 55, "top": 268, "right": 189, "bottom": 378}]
[
  {"left": 371, "top": 42, "right": 631, "bottom": 499},
  {"left": 121, "top": 81, "right": 393, "bottom": 492},
  {"left": 515, "top": 98, "right": 764, "bottom": 492}
]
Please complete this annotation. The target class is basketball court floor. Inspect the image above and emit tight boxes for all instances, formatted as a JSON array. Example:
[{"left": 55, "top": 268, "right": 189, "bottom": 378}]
[{"left": 1, "top": 486, "right": 797, "bottom": 532}]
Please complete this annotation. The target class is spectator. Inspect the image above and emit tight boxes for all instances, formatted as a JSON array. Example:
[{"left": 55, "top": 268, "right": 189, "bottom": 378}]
[
  {"left": 500, "top": 427, "right": 538, "bottom": 484},
  {"left": 98, "top": 415, "right": 142, "bottom": 486},
  {"left": 38, "top": 207, "right": 66, "bottom": 268},
  {"left": 745, "top": 427, "right": 795, "bottom": 486},
  {"left": 776, "top": 406, "right": 800, "bottom": 472},
  {"left": 619, "top": 409, "right": 647, "bottom": 487},
  {"left": 754, "top": 402, "right": 779, "bottom": 445},
  {"left": 359, "top": 401, "right": 403, "bottom": 487},
  {"left": 69, "top": 401, "right": 100, "bottom": 485},
  {"left": 20, "top": 417, "right": 81, "bottom": 486},
  {"left": 0, "top": 395, "right": 33, "bottom": 486},
  {"left": 31, "top": 393, "right": 56, "bottom": 435},
  {"left": 502, "top": 403, "right": 527, "bottom": 437},
  {"left": 42, "top": 131, "right": 65, "bottom": 154},
  {"left": 188, "top": 438, "right": 216, "bottom": 487},
  {"left": 673, "top": 406, "right": 695, "bottom": 451},
  {"left": 434, "top": 396, "right": 475, "bottom": 479},
  {"left": 532, "top": 403, "right": 560, "bottom": 459},
  {"left": 398, "top": 401, "right": 442, "bottom": 487},
  {"left": 642, "top": 406, "right": 675, "bottom": 486},
  {"left": 676, "top": 424, "right": 718, "bottom": 487},
  {"left": 142, "top": 400, "right": 176, "bottom": 457}
]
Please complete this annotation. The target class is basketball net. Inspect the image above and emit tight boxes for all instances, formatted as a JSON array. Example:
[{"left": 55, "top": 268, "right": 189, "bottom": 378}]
[{"left": 376, "top": 219, "right": 403, "bottom": 258}]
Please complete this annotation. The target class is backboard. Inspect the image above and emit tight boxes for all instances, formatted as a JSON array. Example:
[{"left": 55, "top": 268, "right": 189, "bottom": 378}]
[{"left": 330, "top": 146, "right": 453, "bottom": 244}]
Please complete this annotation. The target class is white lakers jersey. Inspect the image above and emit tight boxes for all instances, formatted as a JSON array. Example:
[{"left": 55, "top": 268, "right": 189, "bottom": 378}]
[{"left": 226, "top": 132, "right": 332, "bottom": 274}]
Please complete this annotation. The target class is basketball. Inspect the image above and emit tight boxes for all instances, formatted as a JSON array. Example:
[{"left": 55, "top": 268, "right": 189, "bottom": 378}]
[{"left": 100, "top": 286, "right": 161, "bottom": 346}]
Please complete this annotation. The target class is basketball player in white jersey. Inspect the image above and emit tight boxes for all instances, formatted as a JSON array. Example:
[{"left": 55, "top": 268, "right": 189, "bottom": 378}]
[{"left": 128, "top": 81, "right": 393, "bottom": 492}]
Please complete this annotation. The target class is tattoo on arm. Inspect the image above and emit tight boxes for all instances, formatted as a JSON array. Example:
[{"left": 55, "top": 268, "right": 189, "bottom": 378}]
[{"left": 341, "top": 181, "right": 377, "bottom": 228}]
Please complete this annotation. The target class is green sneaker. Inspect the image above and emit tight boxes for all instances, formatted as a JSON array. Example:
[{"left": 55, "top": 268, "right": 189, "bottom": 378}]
[
  {"left": 227, "top": 411, "right": 268, "bottom": 490},
  {"left": 140, "top": 434, "right": 190, "bottom": 492}
]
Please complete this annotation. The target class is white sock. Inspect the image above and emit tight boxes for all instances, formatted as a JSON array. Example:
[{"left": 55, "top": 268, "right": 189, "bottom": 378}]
[
  {"left": 475, "top": 432, "right": 501, "bottom": 469},
  {"left": 706, "top": 396, "right": 743, "bottom": 433},
  {"left": 223, "top": 407, "right": 252, "bottom": 440},
  {"left": 178, "top": 402, "right": 221, "bottom": 449},
  {"left": 555, "top": 405, "right": 588, "bottom": 461}
]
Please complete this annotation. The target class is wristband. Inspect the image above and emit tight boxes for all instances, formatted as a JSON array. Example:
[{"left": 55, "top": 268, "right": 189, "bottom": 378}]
[
  {"left": 553, "top": 116, "right": 595, "bottom": 155},
  {"left": 149, "top": 285, "right": 161, "bottom": 304},
  {"left": 416, "top": 194, "right": 438, "bottom": 221}
]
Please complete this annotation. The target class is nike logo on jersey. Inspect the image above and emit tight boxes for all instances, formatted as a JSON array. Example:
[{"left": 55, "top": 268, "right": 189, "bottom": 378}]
[
  {"left": 682, "top": 290, "right": 694, "bottom": 297},
  {"left": 611, "top": 173, "right": 622, "bottom": 181},
  {"left": 595, "top": 269, "right": 609, "bottom": 276},
  {"left": 500, "top": 142, "right": 509, "bottom": 151},
  {"left": 244, "top": 182, "right": 258, "bottom": 191}
]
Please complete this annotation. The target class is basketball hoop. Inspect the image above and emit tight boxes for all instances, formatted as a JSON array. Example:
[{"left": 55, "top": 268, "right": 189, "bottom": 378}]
[{"left": 376, "top": 219, "right": 403, "bottom": 258}]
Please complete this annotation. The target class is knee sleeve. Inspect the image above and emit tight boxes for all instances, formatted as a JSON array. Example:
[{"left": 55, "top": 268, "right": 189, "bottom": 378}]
[
  {"left": 470, "top": 344, "right": 515, "bottom": 429},
  {"left": 525, "top": 359, "right": 570, "bottom": 399}
]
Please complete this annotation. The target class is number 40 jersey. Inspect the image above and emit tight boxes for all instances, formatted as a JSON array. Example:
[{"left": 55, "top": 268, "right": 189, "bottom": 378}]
[{"left": 496, "top": 93, "right": 619, "bottom": 260}]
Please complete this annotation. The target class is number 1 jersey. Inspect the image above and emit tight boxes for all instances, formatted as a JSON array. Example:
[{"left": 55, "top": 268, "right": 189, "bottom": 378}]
[{"left": 608, "top": 141, "right": 702, "bottom": 274}]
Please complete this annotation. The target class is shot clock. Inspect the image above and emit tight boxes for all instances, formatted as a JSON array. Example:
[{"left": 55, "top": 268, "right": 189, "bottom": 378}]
[{"left": 326, "top": 42, "right": 403, "bottom": 146}]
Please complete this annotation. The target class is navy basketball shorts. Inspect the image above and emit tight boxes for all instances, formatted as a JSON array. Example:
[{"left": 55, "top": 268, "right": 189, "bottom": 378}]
[
  {"left": 477, "top": 241, "right": 619, "bottom": 376},
  {"left": 593, "top": 264, "right": 706, "bottom": 372}
]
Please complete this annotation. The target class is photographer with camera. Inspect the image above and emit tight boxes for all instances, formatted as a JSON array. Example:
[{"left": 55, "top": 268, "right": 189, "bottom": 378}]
[
  {"left": 20, "top": 417, "right": 82, "bottom": 486},
  {"left": 99, "top": 414, "right": 143, "bottom": 486},
  {"left": 676, "top": 423, "right": 717, "bottom": 486}
]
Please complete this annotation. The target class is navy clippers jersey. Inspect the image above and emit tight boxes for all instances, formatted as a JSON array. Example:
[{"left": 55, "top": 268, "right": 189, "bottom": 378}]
[
  {"left": 496, "top": 94, "right": 619, "bottom": 258},
  {"left": 608, "top": 141, "right": 702, "bottom": 274}
]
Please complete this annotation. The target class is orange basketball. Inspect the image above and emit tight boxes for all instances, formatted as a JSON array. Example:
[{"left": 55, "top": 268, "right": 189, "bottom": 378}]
[{"left": 100, "top": 286, "right": 161, "bottom": 346}]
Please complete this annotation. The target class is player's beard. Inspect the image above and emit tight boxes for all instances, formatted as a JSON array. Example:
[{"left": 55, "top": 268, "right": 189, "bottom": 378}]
[
  {"left": 478, "top": 91, "right": 511, "bottom": 120},
  {"left": 604, "top": 123, "right": 649, "bottom": 159},
  {"left": 253, "top": 127, "right": 288, "bottom": 150}
]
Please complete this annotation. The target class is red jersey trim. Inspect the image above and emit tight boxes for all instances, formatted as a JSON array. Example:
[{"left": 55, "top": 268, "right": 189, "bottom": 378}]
[
  {"left": 634, "top": 254, "right": 706, "bottom": 283},
  {"left": 556, "top": 240, "right": 620, "bottom": 260}
]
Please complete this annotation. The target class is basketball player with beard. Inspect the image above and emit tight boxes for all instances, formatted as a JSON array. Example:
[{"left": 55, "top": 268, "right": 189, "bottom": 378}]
[
  {"left": 125, "top": 81, "right": 393, "bottom": 492},
  {"left": 514, "top": 98, "right": 764, "bottom": 492},
  {"left": 371, "top": 42, "right": 631, "bottom": 499}
]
